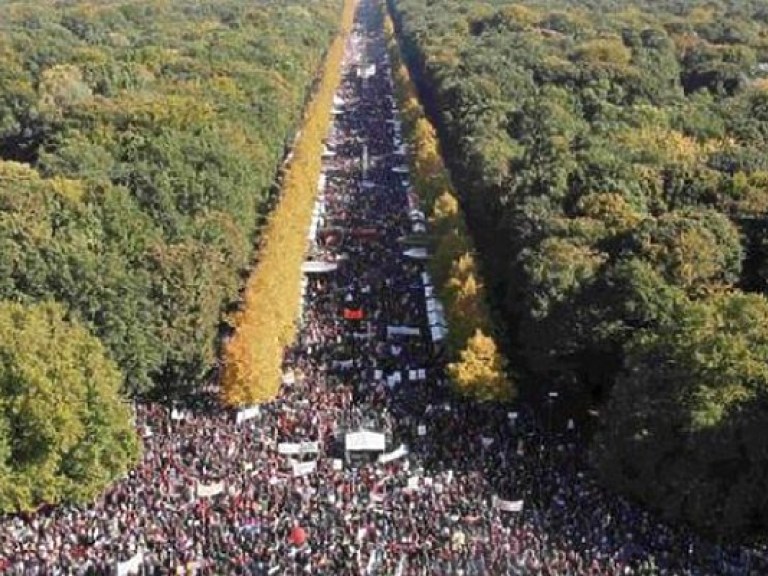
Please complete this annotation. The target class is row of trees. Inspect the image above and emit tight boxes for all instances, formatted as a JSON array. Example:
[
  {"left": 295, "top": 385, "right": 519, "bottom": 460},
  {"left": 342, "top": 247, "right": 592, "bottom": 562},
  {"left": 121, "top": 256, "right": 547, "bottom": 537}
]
[
  {"left": 383, "top": 9, "right": 513, "bottom": 401},
  {"left": 0, "top": 0, "right": 345, "bottom": 511},
  {"left": 221, "top": 0, "right": 357, "bottom": 407},
  {"left": 389, "top": 0, "right": 768, "bottom": 536}
]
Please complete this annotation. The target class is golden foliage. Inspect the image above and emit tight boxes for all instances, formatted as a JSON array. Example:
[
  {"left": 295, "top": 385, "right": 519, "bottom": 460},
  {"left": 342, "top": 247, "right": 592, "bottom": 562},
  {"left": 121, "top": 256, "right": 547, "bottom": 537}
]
[
  {"left": 574, "top": 38, "right": 632, "bottom": 67},
  {"left": 447, "top": 329, "right": 511, "bottom": 401},
  {"left": 220, "top": 0, "right": 357, "bottom": 407},
  {"left": 617, "top": 126, "right": 701, "bottom": 166},
  {"left": 384, "top": 8, "right": 514, "bottom": 401}
]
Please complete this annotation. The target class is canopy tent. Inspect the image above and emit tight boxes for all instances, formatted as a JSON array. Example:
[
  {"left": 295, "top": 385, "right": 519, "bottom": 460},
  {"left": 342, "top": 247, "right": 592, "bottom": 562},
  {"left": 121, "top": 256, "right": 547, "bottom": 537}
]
[
  {"left": 345, "top": 430, "right": 386, "bottom": 452},
  {"left": 358, "top": 63, "right": 376, "bottom": 78},
  {"left": 431, "top": 325, "right": 447, "bottom": 342},
  {"left": 428, "top": 308, "right": 447, "bottom": 328},
  {"left": 403, "top": 247, "right": 429, "bottom": 260},
  {"left": 302, "top": 261, "right": 338, "bottom": 274}
]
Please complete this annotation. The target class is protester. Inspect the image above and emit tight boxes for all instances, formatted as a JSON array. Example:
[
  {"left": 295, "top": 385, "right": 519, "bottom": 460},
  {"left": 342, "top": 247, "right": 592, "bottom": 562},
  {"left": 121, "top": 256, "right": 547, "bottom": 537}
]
[{"left": 0, "top": 3, "right": 764, "bottom": 575}]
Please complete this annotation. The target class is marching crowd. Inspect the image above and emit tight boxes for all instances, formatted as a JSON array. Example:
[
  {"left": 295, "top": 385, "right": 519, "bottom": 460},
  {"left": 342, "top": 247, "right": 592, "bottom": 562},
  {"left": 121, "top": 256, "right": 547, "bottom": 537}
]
[{"left": 0, "top": 2, "right": 765, "bottom": 574}]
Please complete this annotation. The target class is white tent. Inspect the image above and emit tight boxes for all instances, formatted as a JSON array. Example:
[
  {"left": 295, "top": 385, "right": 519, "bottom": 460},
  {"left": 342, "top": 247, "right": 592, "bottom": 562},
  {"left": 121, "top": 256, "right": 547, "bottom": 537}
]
[
  {"left": 345, "top": 430, "right": 386, "bottom": 452},
  {"left": 431, "top": 325, "right": 447, "bottom": 342},
  {"left": 403, "top": 247, "right": 429, "bottom": 260},
  {"left": 302, "top": 261, "right": 338, "bottom": 274},
  {"left": 358, "top": 63, "right": 376, "bottom": 78}
]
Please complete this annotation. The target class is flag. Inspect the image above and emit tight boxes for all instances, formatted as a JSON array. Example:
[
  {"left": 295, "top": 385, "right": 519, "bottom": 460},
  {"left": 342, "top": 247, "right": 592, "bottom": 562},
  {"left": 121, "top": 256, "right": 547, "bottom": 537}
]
[{"left": 343, "top": 308, "right": 364, "bottom": 320}]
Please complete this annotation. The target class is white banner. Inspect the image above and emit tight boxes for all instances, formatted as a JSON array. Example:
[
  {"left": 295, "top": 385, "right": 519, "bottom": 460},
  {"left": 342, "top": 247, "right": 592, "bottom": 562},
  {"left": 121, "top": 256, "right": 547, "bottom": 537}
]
[
  {"left": 332, "top": 459, "right": 343, "bottom": 471},
  {"left": 293, "top": 460, "right": 317, "bottom": 477},
  {"left": 345, "top": 430, "right": 386, "bottom": 452},
  {"left": 116, "top": 551, "right": 144, "bottom": 576},
  {"left": 197, "top": 481, "right": 224, "bottom": 498},
  {"left": 236, "top": 406, "right": 260, "bottom": 425},
  {"left": 386, "top": 325, "right": 421, "bottom": 337},
  {"left": 378, "top": 444, "right": 408, "bottom": 464},
  {"left": 408, "top": 369, "right": 427, "bottom": 382},
  {"left": 278, "top": 441, "right": 320, "bottom": 456},
  {"left": 493, "top": 497, "right": 524, "bottom": 512}
]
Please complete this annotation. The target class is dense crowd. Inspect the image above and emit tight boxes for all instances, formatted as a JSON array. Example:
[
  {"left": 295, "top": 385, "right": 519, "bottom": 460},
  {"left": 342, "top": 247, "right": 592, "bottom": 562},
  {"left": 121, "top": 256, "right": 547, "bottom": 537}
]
[{"left": 0, "top": 2, "right": 765, "bottom": 575}]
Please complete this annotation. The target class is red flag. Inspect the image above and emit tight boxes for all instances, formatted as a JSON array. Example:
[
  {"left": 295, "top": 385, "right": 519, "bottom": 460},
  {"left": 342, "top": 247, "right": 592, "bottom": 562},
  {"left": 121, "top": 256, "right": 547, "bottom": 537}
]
[{"left": 343, "top": 308, "right": 364, "bottom": 320}]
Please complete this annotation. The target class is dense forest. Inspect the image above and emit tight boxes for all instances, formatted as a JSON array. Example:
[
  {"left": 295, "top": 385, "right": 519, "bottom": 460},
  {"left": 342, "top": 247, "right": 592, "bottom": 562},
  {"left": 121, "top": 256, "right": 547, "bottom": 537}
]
[
  {"left": 0, "top": 0, "right": 343, "bottom": 511},
  {"left": 388, "top": 0, "right": 768, "bottom": 537}
]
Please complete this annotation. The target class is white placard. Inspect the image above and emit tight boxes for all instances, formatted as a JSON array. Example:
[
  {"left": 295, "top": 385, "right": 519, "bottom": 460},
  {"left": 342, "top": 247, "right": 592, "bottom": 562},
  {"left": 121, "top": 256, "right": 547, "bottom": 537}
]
[
  {"left": 236, "top": 406, "right": 260, "bottom": 425},
  {"left": 493, "top": 497, "right": 524, "bottom": 512},
  {"left": 278, "top": 441, "right": 320, "bottom": 456},
  {"left": 345, "top": 430, "right": 386, "bottom": 452},
  {"left": 116, "top": 551, "right": 144, "bottom": 576},
  {"left": 293, "top": 460, "right": 317, "bottom": 477},
  {"left": 197, "top": 481, "right": 224, "bottom": 498},
  {"left": 417, "top": 425, "right": 426, "bottom": 437},
  {"left": 377, "top": 444, "right": 408, "bottom": 464}
]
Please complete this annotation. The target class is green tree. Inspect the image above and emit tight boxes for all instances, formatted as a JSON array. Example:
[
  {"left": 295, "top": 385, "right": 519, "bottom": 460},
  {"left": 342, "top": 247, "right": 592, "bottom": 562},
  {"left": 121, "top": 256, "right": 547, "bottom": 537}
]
[
  {"left": 595, "top": 292, "right": 768, "bottom": 534},
  {"left": 0, "top": 301, "right": 139, "bottom": 512}
]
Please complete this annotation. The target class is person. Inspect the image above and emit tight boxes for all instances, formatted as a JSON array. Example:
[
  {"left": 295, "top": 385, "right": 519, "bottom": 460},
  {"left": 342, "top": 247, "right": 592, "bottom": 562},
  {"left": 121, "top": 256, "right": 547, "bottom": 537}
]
[{"left": 0, "top": 1, "right": 761, "bottom": 574}]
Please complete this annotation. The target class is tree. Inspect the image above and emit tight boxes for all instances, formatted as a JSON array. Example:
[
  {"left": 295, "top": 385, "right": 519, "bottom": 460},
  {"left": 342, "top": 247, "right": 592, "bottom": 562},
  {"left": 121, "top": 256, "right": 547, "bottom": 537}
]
[
  {"left": 447, "top": 329, "right": 514, "bottom": 401},
  {"left": 0, "top": 301, "right": 139, "bottom": 512},
  {"left": 625, "top": 209, "right": 743, "bottom": 295},
  {"left": 595, "top": 292, "right": 768, "bottom": 535}
]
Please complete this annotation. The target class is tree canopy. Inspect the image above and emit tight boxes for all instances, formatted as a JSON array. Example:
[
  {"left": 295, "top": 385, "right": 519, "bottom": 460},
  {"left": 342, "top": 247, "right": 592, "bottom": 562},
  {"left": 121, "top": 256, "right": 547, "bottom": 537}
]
[
  {"left": 389, "top": 0, "right": 768, "bottom": 536},
  {"left": 0, "top": 301, "right": 139, "bottom": 512},
  {"left": 0, "top": 0, "right": 345, "bottom": 511}
]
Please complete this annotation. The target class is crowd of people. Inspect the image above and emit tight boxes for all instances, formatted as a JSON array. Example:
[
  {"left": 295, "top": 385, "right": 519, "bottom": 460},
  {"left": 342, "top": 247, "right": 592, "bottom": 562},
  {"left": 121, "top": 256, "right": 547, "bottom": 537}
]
[{"left": 0, "top": 1, "right": 765, "bottom": 574}]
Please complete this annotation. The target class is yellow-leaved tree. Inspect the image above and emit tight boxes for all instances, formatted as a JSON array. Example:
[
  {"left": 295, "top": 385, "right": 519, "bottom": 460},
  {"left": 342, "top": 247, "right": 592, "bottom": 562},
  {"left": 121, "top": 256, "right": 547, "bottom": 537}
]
[
  {"left": 384, "top": 5, "right": 515, "bottom": 402},
  {"left": 220, "top": 0, "right": 356, "bottom": 407},
  {"left": 448, "top": 329, "right": 513, "bottom": 401}
]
